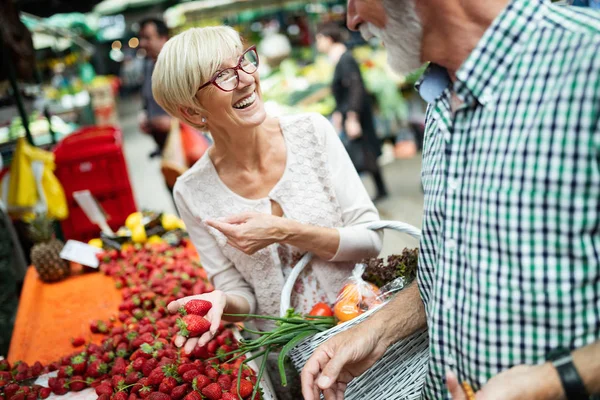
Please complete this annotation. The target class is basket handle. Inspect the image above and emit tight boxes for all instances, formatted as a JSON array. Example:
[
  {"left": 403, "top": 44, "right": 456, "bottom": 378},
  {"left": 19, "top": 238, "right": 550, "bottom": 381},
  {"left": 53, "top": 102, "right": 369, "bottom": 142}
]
[{"left": 279, "top": 220, "right": 421, "bottom": 317}]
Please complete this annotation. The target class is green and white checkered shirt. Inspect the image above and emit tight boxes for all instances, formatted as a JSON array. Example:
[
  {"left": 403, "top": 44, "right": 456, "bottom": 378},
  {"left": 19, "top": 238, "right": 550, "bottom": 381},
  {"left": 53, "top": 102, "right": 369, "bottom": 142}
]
[{"left": 416, "top": 0, "right": 600, "bottom": 397}]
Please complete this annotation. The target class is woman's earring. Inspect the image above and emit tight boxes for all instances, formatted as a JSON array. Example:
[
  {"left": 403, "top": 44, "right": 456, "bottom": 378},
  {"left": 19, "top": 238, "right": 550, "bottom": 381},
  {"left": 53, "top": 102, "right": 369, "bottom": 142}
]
[{"left": 201, "top": 117, "right": 207, "bottom": 123}]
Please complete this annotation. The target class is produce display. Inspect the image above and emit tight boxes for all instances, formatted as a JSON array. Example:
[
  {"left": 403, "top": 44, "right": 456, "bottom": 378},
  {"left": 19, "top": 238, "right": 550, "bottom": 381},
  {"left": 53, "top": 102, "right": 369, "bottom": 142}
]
[{"left": 2, "top": 241, "right": 265, "bottom": 400}]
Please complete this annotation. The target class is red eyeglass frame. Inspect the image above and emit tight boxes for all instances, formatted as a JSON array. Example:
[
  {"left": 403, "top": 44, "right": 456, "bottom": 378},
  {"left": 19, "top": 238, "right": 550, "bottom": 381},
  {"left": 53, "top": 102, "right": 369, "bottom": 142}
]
[{"left": 197, "top": 45, "right": 259, "bottom": 93}]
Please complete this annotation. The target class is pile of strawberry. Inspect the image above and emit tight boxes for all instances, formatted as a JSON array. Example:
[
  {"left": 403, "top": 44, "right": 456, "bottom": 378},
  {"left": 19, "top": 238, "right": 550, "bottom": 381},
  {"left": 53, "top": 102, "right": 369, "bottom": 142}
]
[{"left": 1, "top": 241, "right": 263, "bottom": 400}]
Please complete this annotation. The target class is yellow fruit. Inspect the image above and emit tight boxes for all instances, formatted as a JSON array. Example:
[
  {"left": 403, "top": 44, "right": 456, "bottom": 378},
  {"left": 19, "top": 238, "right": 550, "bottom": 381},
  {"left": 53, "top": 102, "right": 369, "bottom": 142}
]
[
  {"left": 121, "top": 243, "right": 133, "bottom": 251},
  {"left": 88, "top": 238, "right": 103, "bottom": 248},
  {"left": 125, "top": 212, "right": 143, "bottom": 230},
  {"left": 131, "top": 225, "right": 147, "bottom": 243},
  {"left": 161, "top": 214, "right": 182, "bottom": 231},
  {"left": 147, "top": 235, "right": 163, "bottom": 244}
]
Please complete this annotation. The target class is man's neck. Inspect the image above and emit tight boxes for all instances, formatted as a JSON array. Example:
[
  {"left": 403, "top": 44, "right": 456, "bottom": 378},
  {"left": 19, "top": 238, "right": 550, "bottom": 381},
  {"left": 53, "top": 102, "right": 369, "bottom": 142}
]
[{"left": 417, "top": 0, "right": 510, "bottom": 79}]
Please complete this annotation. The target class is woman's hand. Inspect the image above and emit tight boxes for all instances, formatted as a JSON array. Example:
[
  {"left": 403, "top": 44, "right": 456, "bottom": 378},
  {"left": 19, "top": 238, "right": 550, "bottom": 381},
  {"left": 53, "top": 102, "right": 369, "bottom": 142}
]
[
  {"left": 167, "top": 290, "right": 227, "bottom": 354},
  {"left": 206, "top": 212, "right": 288, "bottom": 255}
]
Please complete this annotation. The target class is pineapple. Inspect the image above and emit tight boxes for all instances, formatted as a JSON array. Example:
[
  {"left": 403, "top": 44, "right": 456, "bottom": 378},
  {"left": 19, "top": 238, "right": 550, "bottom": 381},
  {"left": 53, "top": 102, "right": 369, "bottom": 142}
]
[{"left": 28, "top": 214, "right": 70, "bottom": 282}]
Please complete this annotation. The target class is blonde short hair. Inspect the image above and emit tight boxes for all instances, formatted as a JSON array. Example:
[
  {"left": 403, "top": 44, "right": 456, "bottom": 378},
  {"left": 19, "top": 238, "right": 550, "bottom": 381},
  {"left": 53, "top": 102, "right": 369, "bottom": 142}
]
[{"left": 152, "top": 26, "right": 243, "bottom": 129}]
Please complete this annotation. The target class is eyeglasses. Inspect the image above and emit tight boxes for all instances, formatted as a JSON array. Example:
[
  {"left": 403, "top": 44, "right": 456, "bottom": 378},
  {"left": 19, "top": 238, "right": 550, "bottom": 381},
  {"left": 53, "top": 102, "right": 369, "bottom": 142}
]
[{"left": 197, "top": 46, "right": 259, "bottom": 93}]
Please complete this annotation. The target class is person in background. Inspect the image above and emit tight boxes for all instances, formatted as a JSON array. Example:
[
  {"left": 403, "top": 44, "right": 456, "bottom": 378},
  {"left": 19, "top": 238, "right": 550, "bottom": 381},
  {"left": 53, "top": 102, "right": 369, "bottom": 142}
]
[
  {"left": 316, "top": 22, "right": 389, "bottom": 203},
  {"left": 138, "top": 18, "right": 171, "bottom": 157},
  {"left": 302, "top": 0, "right": 600, "bottom": 399}
]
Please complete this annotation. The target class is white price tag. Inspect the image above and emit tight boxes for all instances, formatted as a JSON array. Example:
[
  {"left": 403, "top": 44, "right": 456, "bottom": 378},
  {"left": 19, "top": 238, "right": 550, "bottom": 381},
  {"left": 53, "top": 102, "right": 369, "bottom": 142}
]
[{"left": 59, "top": 240, "right": 103, "bottom": 268}]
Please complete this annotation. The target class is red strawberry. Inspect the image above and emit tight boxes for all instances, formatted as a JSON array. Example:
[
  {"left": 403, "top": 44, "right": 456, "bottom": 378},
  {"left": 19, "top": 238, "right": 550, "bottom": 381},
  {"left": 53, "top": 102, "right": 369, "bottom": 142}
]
[
  {"left": 52, "top": 378, "right": 69, "bottom": 395},
  {"left": 192, "top": 375, "right": 211, "bottom": 391},
  {"left": 71, "top": 355, "right": 87, "bottom": 375},
  {"left": 87, "top": 360, "right": 109, "bottom": 378},
  {"left": 126, "top": 371, "right": 142, "bottom": 385},
  {"left": 177, "top": 363, "right": 196, "bottom": 377},
  {"left": 222, "top": 393, "right": 236, "bottom": 400},
  {"left": 71, "top": 336, "right": 86, "bottom": 347},
  {"left": 129, "top": 394, "right": 139, "bottom": 400},
  {"left": 191, "top": 345, "right": 209, "bottom": 359},
  {"left": 147, "top": 367, "right": 165, "bottom": 386},
  {"left": 0, "top": 359, "right": 10, "bottom": 371},
  {"left": 176, "top": 315, "right": 210, "bottom": 338},
  {"left": 132, "top": 358, "right": 145, "bottom": 372},
  {"left": 111, "top": 375, "right": 125, "bottom": 389},
  {"left": 147, "top": 393, "right": 170, "bottom": 400},
  {"left": 70, "top": 375, "right": 87, "bottom": 391},
  {"left": 205, "top": 366, "right": 219, "bottom": 380},
  {"left": 201, "top": 383, "right": 222, "bottom": 400},
  {"left": 158, "top": 377, "right": 177, "bottom": 393},
  {"left": 182, "top": 369, "right": 201, "bottom": 383},
  {"left": 32, "top": 361, "right": 44, "bottom": 376},
  {"left": 111, "top": 357, "right": 127, "bottom": 376},
  {"left": 4, "top": 383, "right": 19, "bottom": 398},
  {"left": 95, "top": 383, "right": 114, "bottom": 396},
  {"left": 183, "top": 391, "right": 202, "bottom": 400},
  {"left": 10, "top": 394, "right": 25, "bottom": 400},
  {"left": 217, "top": 375, "right": 232, "bottom": 390},
  {"left": 112, "top": 392, "right": 128, "bottom": 400},
  {"left": 39, "top": 387, "right": 52, "bottom": 399},
  {"left": 142, "top": 359, "right": 158, "bottom": 377},
  {"left": 98, "top": 395, "right": 111, "bottom": 400},
  {"left": 207, "top": 340, "right": 218, "bottom": 355},
  {"left": 91, "top": 320, "right": 109, "bottom": 334},
  {"left": 57, "top": 365, "right": 73, "bottom": 378},
  {"left": 231, "top": 379, "right": 253, "bottom": 399},
  {"left": 180, "top": 300, "right": 212, "bottom": 317},
  {"left": 171, "top": 383, "right": 189, "bottom": 400}
]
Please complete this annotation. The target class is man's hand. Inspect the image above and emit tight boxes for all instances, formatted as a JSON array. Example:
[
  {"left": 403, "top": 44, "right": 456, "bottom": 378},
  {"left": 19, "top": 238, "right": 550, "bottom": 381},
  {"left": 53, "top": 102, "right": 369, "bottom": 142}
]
[
  {"left": 301, "top": 320, "right": 389, "bottom": 400},
  {"left": 345, "top": 118, "right": 362, "bottom": 140},
  {"left": 167, "top": 290, "right": 227, "bottom": 354},
  {"left": 206, "top": 212, "right": 287, "bottom": 255},
  {"left": 446, "top": 364, "right": 565, "bottom": 400}
]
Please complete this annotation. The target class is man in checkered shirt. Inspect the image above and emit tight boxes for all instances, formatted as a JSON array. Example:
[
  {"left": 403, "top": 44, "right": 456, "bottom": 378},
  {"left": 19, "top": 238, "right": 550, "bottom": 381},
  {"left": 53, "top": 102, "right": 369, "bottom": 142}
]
[{"left": 302, "top": 0, "right": 600, "bottom": 399}]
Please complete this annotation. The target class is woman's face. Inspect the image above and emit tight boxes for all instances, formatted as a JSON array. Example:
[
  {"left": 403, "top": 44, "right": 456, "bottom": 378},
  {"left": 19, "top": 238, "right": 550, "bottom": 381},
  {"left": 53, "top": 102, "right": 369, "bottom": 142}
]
[{"left": 196, "top": 47, "right": 267, "bottom": 132}]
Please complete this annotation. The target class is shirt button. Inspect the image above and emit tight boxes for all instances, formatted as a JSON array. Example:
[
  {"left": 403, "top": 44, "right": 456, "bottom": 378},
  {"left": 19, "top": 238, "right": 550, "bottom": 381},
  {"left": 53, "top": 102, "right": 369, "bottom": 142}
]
[
  {"left": 444, "top": 298, "right": 454, "bottom": 310},
  {"left": 447, "top": 239, "right": 457, "bottom": 251},
  {"left": 447, "top": 354, "right": 456, "bottom": 367},
  {"left": 448, "top": 178, "right": 459, "bottom": 191}
]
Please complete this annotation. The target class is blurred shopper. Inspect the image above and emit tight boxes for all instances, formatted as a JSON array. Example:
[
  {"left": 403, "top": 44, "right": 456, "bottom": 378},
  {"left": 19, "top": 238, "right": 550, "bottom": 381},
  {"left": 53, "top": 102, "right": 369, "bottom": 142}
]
[
  {"left": 316, "top": 22, "right": 389, "bottom": 202},
  {"left": 138, "top": 18, "right": 171, "bottom": 157},
  {"left": 152, "top": 26, "right": 383, "bottom": 399},
  {"left": 302, "top": 0, "right": 600, "bottom": 399}
]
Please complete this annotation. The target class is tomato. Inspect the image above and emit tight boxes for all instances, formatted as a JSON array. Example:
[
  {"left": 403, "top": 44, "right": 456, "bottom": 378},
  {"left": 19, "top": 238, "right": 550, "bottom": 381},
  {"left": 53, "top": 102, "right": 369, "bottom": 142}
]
[
  {"left": 333, "top": 301, "right": 361, "bottom": 322},
  {"left": 308, "top": 302, "right": 334, "bottom": 317}
]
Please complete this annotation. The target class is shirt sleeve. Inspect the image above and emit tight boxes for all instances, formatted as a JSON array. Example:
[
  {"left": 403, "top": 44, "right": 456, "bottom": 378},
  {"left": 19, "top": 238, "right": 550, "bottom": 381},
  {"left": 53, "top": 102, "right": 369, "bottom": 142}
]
[
  {"left": 173, "top": 184, "right": 257, "bottom": 313},
  {"left": 339, "top": 54, "right": 364, "bottom": 114},
  {"left": 311, "top": 114, "right": 383, "bottom": 261}
]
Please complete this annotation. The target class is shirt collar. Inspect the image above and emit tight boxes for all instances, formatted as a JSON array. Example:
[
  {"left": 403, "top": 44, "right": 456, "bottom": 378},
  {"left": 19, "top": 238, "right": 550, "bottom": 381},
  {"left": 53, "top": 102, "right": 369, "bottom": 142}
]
[
  {"left": 417, "top": 0, "right": 547, "bottom": 106},
  {"left": 454, "top": 0, "right": 546, "bottom": 106}
]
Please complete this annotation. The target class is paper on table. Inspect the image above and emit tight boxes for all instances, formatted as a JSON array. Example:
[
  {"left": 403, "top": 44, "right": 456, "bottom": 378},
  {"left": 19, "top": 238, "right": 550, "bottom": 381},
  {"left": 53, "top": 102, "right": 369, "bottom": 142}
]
[{"left": 60, "top": 240, "right": 103, "bottom": 268}]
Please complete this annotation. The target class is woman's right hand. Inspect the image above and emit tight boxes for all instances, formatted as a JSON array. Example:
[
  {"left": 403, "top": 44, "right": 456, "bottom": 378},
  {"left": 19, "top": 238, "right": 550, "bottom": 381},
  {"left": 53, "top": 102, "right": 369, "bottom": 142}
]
[{"left": 167, "top": 290, "right": 227, "bottom": 354}]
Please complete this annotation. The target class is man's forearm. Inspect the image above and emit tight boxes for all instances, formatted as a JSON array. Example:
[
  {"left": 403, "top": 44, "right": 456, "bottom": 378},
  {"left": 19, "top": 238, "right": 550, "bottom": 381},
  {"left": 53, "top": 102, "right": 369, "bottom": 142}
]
[
  {"left": 573, "top": 340, "right": 600, "bottom": 395},
  {"left": 370, "top": 281, "right": 427, "bottom": 347}
]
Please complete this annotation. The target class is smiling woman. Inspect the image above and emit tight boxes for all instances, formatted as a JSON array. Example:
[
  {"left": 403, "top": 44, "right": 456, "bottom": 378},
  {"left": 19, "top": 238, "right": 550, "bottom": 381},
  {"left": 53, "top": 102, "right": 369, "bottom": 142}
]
[{"left": 151, "top": 26, "right": 382, "bottom": 399}]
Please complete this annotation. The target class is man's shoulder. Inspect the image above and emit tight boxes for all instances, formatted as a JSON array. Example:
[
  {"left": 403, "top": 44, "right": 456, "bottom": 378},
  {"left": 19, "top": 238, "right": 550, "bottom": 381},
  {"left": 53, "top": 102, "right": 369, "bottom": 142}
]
[{"left": 544, "top": 3, "right": 600, "bottom": 37}]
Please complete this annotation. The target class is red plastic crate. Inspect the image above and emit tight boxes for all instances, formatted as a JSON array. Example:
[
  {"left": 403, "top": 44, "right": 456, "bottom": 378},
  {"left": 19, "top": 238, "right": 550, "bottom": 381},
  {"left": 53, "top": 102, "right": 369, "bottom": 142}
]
[{"left": 54, "top": 126, "right": 137, "bottom": 241}]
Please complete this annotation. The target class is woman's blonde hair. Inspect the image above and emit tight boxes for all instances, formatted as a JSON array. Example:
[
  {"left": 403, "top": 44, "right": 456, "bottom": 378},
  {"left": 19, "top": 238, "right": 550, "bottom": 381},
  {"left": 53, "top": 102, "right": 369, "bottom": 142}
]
[{"left": 152, "top": 26, "right": 243, "bottom": 129}]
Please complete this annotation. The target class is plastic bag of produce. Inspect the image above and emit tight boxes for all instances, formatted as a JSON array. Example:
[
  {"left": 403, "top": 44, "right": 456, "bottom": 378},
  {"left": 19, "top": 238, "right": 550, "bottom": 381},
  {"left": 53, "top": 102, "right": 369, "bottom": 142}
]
[{"left": 333, "top": 264, "right": 381, "bottom": 323}]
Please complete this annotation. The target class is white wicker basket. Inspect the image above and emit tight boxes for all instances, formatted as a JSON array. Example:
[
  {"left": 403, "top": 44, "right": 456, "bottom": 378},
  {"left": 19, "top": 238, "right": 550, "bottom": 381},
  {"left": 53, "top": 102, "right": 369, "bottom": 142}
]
[{"left": 280, "top": 221, "right": 429, "bottom": 400}]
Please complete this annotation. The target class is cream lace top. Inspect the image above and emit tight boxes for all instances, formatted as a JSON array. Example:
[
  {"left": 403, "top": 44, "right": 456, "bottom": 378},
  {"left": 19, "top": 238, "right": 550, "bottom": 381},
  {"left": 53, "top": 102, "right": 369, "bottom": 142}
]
[{"left": 174, "top": 113, "right": 382, "bottom": 323}]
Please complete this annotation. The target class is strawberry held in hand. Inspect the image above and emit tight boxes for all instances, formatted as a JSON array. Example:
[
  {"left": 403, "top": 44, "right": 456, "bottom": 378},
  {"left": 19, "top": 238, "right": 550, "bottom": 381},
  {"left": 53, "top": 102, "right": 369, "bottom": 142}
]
[
  {"left": 176, "top": 314, "right": 210, "bottom": 338},
  {"left": 179, "top": 300, "right": 212, "bottom": 317}
]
